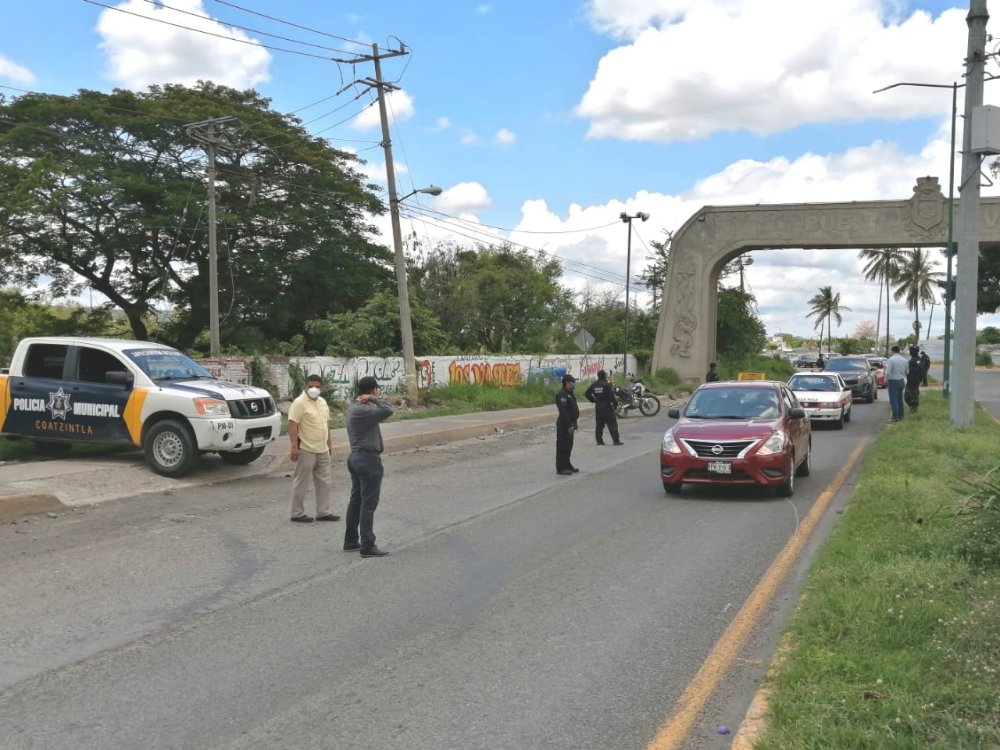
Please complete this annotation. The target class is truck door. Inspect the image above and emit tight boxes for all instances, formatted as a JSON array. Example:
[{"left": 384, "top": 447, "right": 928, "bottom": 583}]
[
  {"left": 5, "top": 343, "right": 72, "bottom": 440},
  {"left": 63, "top": 345, "right": 135, "bottom": 443}
]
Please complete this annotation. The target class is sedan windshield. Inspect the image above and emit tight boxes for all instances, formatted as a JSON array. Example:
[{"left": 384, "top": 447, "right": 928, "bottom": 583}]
[
  {"left": 686, "top": 387, "right": 780, "bottom": 419},
  {"left": 789, "top": 376, "right": 840, "bottom": 392},
  {"left": 124, "top": 348, "right": 215, "bottom": 381},
  {"left": 824, "top": 358, "right": 868, "bottom": 372}
]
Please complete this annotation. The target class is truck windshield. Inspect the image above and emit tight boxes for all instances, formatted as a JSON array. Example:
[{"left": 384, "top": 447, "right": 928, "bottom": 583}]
[{"left": 124, "top": 348, "right": 214, "bottom": 381}]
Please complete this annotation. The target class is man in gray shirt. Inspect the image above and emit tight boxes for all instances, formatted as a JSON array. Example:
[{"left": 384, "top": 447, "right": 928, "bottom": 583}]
[
  {"left": 343, "top": 376, "right": 394, "bottom": 557},
  {"left": 884, "top": 345, "right": 908, "bottom": 423}
]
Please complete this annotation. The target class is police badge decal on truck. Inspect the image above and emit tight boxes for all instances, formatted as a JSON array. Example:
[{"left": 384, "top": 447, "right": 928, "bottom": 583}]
[{"left": 0, "top": 337, "right": 281, "bottom": 477}]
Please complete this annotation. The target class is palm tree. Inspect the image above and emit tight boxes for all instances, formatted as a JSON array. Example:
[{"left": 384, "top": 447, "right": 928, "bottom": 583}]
[
  {"left": 893, "top": 248, "right": 944, "bottom": 342},
  {"left": 859, "top": 247, "right": 906, "bottom": 354},
  {"left": 807, "top": 286, "right": 851, "bottom": 353}
]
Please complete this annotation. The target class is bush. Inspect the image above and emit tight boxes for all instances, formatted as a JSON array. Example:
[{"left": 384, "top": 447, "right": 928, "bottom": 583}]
[{"left": 975, "top": 349, "right": 993, "bottom": 366}]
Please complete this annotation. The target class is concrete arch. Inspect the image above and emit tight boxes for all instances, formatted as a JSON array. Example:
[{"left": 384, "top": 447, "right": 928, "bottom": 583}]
[{"left": 652, "top": 177, "right": 1000, "bottom": 382}]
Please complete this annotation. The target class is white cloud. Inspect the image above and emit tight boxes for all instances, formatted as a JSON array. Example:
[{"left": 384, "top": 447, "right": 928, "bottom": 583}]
[
  {"left": 436, "top": 182, "right": 492, "bottom": 214},
  {"left": 460, "top": 131, "right": 480, "bottom": 145},
  {"left": 476, "top": 4, "right": 492, "bottom": 14},
  {"left": 96, "top": 0, "right": 271, "bottom": 89},
  {"left": 0, "top": 55, "right": 36, "bottom": 84},
  {"left": 577, "top": 0, "right": 967, "bottom": 141},
  {"left": 434, "top": 116, "right": 452, "bottom": 130},
  {"left": 494, "top": 128, "right": 517, "bottom": 147}
]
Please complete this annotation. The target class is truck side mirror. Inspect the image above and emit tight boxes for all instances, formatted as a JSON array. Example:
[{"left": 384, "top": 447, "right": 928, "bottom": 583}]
[{"left": 105, "top": 371, "right": 134, "bottom": 389}]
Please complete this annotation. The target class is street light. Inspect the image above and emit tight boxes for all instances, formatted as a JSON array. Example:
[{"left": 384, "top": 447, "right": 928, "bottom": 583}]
[
  {"left": 620, "top": 211, "right": 649, "bottom": 378},
  {"left": 873, "top": 80, "right": 958, "bottom": 397},
  {"left": 388, "top": 184, "right": 443, "bottom": 399}
]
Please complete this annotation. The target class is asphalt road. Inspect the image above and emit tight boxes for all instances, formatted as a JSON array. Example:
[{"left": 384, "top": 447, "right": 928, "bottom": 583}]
[{"left": 0, "top": 395, "right": 886, "bottom": 750}]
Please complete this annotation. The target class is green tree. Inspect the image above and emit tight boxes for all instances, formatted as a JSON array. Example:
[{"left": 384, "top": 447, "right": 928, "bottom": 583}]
[
  {"left": 638, "top": 231, "right": 671, "bottom": 311},
  {"left": 0, "top": 84, "right": 390, "bottom": 349},
  {"left": 413, "top": 242, "right": 573, "bottom": 353},
  {"left": 716, "top": 289, "right": 766, "bottom": 359},
  {"left": 0, "top": 289, "right": 115, "bottom": 365},
  {"left": 859, "top": 247, "right": 906, "bottom": 355},
  {"left": 892, "top": 248, "right": 944, "bottom": 341},
  {"left": 978, "top": 326, "right": 1000, "bottom": 345},
  {"left": 807, "top": 286, "right": 850, "bottom": 353},
  {"left": 304, "top": 291, "right": 452, "bottom": 357}
]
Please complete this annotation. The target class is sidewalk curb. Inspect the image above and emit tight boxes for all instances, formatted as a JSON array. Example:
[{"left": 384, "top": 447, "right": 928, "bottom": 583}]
[{"left": 0, "top": 492, "right": 66, "bottom": 520}]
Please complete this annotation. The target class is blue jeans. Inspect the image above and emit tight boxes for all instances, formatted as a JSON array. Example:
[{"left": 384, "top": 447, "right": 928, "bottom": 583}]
[
  {"left": 887, "top": 379, "right": 905, "bottom": 421},
  {"left": 345, "top": 451, "right": 384, "bottom": 550}
]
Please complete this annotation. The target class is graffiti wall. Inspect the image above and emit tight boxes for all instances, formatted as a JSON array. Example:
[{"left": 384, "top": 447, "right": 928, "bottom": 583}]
[{"left": 201, "top": 353, "right": 637, "bottom": 400}]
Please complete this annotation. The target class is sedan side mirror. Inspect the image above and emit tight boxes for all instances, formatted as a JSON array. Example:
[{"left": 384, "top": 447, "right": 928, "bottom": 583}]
[
  {"left": 788, "top": 407, "right": 807, "bottom": 420},
  {"left": 667, "top": 407, "right": 680, "bottom": 419}
]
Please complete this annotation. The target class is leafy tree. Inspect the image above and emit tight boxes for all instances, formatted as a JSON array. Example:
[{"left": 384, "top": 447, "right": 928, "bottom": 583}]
[
  {"left": 806, "top": 286, "right": 850, "bottom": 353},
  {"left": 0, "top": 83, "right": 390, "bottom": 349},
  {"left": 859, "top": 247, "right": 906, "bottom": 355},
  {"left": 977, "top": 326, "right": 1000, "bottom": 345},
  {"left": 638, "top": 231, "right": 671, "bottom": 310},
  {"left": 893, "top": 248, "right": 944, "bottom": 341},
  {"left": 852, "top": 320, "right": 877, "bottom": 348},
  {"left": 716, "top": 289, "right": 766, "bottom": 359},
  {"left": 304, "top": 291, "right": 451, "bottom": 357},
  {"left": 413, "top": 242, "right": 574, "bottom": 353},
  {"left": 0, "top": 289, "right": 115, "bottom": 365}
]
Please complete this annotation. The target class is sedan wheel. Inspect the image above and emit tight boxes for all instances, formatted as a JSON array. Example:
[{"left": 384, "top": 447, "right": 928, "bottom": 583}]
[
  {"left": 844, "top": 406, "right": 852, "bottom": 423},
  {"left": 835, "top": 409, "right": 845, "bottom": 429},
  {"left": 777, "top": 456, "right": 795, "bottom": 497},
  {"left": 795, "top": 441, "right": 812, "bottom": 477}
]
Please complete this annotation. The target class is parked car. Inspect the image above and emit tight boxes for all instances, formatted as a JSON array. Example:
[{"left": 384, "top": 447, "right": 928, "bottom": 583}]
[
  {"left": 661, "top": 381, "right": 812, "bottom": 497},
  {"left": 794, "top": 355, "right": 822, "bottom": 370},
  {"left": 823, "top": 356, "right": 877, "bottom": 402},
  {"left": 787, "top": 371, "right": 853, "bottom": 428},
  {"left": 866, "top": 356, "right": 887, "bottom": 388}
]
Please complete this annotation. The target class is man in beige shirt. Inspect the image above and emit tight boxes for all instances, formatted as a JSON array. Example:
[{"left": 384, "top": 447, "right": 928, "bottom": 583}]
[{"left": 288, "top": 373, "right": 338, "bottom": 523}]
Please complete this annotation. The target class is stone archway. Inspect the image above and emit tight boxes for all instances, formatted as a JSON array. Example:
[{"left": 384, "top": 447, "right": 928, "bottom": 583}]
[{"left": 652, "top": 177, "right": 1000, "bottom": 382}]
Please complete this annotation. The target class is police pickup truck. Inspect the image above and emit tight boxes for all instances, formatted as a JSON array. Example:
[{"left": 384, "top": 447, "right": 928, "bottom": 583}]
[{"left": 0, "top": 337, "right": 281, "bottom": 477}]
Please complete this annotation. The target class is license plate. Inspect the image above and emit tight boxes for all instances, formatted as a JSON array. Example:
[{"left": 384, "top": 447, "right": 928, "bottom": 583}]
[
  {"left": 707, "top": 461, "right": 731, "bottom": 474},
  {"left": 251, "top": 437, "right": 266, "bottom": 448}
]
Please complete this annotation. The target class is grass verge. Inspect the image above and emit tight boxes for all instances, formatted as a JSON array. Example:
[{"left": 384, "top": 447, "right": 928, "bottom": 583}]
[{"left": 755, "top": 395, "right": 1000, "bottom": 748}]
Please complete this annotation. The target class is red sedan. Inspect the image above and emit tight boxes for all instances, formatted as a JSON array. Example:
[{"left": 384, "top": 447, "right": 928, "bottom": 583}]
[
  {"left": 661, "top": 381, "right": 812, "bottom": 497},
  {"left": 867, "top": 357, "right": 887, "bottom": 388}
]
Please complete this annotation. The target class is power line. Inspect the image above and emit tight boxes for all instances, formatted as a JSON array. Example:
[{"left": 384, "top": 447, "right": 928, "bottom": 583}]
[
  {"left": 134, "top": 0, "right": 360, "bottom": 56},
  {"left": 80, "top": 0, "right": 341, "bottom": 61},
  {"left": 208, "top": 0, "right": 369, "bottom": 47}
]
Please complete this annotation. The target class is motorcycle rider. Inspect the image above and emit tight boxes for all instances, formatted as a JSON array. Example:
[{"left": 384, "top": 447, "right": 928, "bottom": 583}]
[{"left": 584, "top": 370, "right": 623, "bottom": 446}]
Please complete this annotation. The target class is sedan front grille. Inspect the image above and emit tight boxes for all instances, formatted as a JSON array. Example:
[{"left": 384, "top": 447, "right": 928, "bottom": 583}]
[{"left": 681, "top": 438, "right": 757, "bottom": 458}]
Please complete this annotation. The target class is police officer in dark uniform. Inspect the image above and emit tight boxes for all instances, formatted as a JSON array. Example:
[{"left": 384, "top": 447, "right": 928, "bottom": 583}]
[
  {"left": 555, "top": 374, "right": 580, "bottom": 475},
  {"left": 584, "top": 369, "right": 623, "bottom": 446}
]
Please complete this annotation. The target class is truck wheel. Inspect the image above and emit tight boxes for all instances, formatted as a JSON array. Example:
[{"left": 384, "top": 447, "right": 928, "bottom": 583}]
[
  {"left": 144, "top": 420, "right": 199, "bottom": 478},
  {"left": 218, "top": 447, "right": 265, "bottom": 465}
]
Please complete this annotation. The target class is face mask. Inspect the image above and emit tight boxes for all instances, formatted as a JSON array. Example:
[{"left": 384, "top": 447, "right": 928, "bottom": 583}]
[{"left": 306, "top": 387, "right": 321, "bottom": 399}]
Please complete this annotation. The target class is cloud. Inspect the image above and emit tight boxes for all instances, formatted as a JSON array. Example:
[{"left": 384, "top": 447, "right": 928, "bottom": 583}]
[
  {"left": 96, "top": 0, "right": 271, "bottom": 89},
  {"left": 0, "top": 55, "right": 36, "bottom": 84},
  {"left": 494, "top": 128, "right": 517, "bottom": 147},
  {"left": 351, "top": 89, "right": 416, "bottom": 130},
  {"left": 476, "top": 4, "right": 492, "bottom": 14},
  {"left": 434, "top": 116, "right": 452, "bottom": 130},
  {"left": 436, "top": 182, "right": 492, "bottom": 214},
  {"left": 460, "top": 131, "right": 480, "bottom": 145},
  {"left": 577, "top": 0, "right": 966, "bottom": 141}
]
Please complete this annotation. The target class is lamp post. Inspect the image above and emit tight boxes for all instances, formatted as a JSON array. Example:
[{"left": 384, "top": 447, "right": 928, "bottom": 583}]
[
  {"left": 388, "top": 184, "right": 443, "bottom": 398},
  {"left": 873, "top": 80, "right": 959, "bottom": 397},
  {"left": 620, "top": 211, "right": 649, "bottom": 378}
]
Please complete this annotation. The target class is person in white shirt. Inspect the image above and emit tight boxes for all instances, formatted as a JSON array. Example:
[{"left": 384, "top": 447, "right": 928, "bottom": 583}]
[{"left": 883, "top": 346, "right": 908, "bottom": 422}]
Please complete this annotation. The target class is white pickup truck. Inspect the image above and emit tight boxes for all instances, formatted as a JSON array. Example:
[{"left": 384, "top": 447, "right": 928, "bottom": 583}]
[{"left": 0, "top": 336, "right": 281, "bottom": 477}]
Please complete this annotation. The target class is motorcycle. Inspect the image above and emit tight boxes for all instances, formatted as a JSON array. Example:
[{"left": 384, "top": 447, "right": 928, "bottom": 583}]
[{"left": 613, "top": 375, "right": 662, "bottom": 418}]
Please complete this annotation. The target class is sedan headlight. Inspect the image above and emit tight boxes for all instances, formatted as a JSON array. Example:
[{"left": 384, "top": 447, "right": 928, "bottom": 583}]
[
  {"left": 756, "top": 430, "right": 788, "bottom": 456},
  {"left": 194, "top": 397, "right": 231, "bottom": 416},
  {"left": 662, "top": 430, "right": 683, "bottom": 454}
]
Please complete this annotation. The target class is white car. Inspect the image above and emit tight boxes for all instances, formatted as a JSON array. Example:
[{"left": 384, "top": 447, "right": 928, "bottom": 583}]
[{"left": 787, "top": 372, "right": 853, "bottom": 429}]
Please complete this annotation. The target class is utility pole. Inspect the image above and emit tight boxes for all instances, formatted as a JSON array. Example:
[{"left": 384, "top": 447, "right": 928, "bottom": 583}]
[
  {"left": 952, "top": 0, "right": 989, "bottom": 428},
  {"left": 186, "top": 116, "right": 237, "bottom": 357},
  {"left": 333, "top": 44, "right": 416, "bottom": 396}
]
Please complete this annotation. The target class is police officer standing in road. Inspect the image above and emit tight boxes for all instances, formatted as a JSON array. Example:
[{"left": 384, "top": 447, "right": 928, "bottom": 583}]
[
  {"left": 584, "top": 370, "right": 623, "bottom": 446},
  {"left": 555, "top": 374, "right": 580, "bottom": 475}
]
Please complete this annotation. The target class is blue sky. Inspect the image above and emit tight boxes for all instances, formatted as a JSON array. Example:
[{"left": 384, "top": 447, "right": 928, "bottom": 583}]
[{"left": 2, "top": 0, "right": 998, "bottom": 342}]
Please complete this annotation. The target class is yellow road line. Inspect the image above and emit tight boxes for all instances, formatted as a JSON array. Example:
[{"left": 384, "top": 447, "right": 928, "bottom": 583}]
[{"left": 645, "top": 438, "right": 871, "bottom": 750}]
